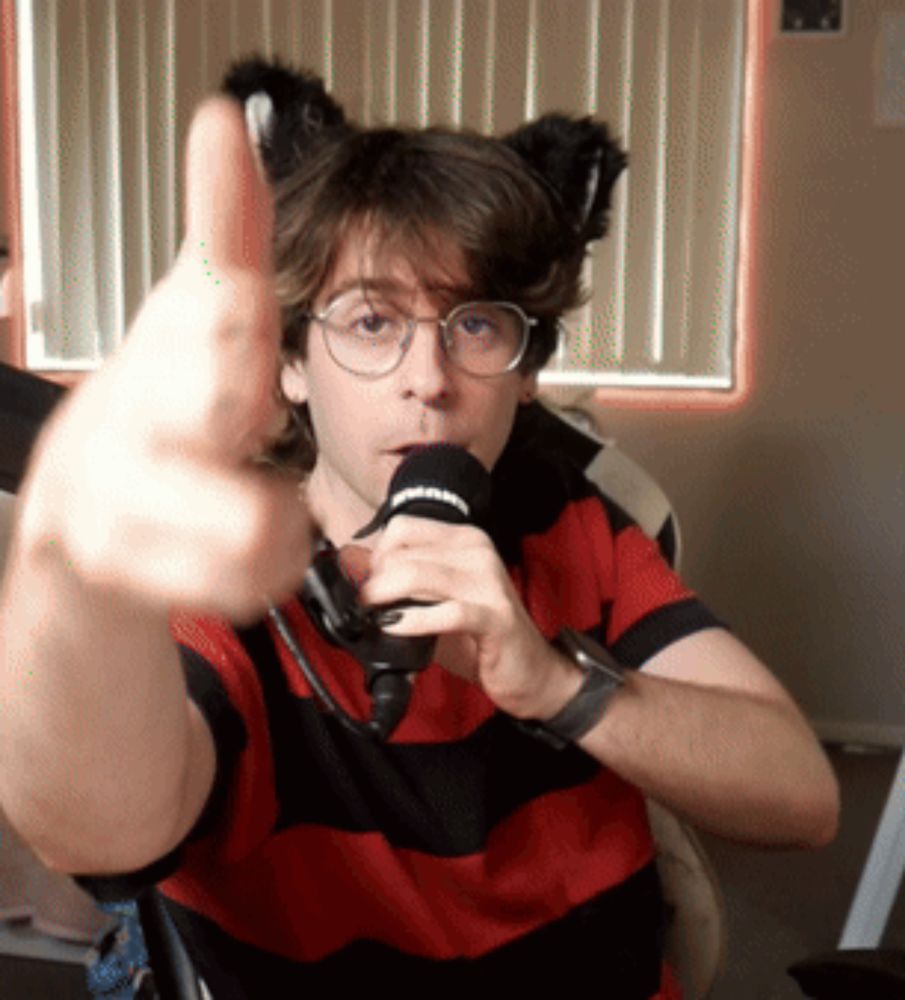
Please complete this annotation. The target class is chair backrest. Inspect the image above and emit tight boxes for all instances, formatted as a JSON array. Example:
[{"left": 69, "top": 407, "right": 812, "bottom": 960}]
[
  {"left": 541, "top": 401, "right": 727, "bottom": 1000},
  {"left": 539, "top": 402, "right": 682, "bottom": 570},
  {"left": 647, "top": 799, "right": 728, "bottom": 999},
  {"left": 0, "top": 362, "right": 66, "bottom": 494}
]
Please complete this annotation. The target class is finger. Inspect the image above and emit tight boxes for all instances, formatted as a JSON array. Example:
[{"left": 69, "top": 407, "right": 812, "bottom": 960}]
[
  {"left": 337, "top": 544, "right": 373, "bottom": 592},
  {"left": 371, "top": 517, "right": 486, "bottom": 562},
  {"left": 362, "top": 550, "right": 483, "bottom": 609},
  {"left": 378, "top": 601, "right": 475, "bottom": 636},
  {"left": 121, "top": 269, "right": 281, "bottom": 462},
  {"left": 183, "top": 96, "right": 274, "bottom": 275}
]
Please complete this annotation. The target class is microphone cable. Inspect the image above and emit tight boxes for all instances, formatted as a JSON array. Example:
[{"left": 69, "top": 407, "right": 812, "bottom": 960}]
[
  {"left": 269, "top": 444, "right": 491, "bottom": 741},
  {"left": 266, "top": 603, "right": 406, "bottom": 741}
]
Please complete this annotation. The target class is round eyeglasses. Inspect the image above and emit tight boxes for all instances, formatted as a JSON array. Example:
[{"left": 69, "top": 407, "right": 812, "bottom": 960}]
[{"left": 306, "top": 290, "right": 537, "bottom": 378}]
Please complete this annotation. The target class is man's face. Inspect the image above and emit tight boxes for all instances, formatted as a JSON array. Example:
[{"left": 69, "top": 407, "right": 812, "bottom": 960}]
[{"left": 281, "top": 228, "right": 537, "bottom": 544}]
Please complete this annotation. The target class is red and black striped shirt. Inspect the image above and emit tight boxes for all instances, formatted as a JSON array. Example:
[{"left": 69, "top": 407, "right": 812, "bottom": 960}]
[{"left": 79, "top": 406, "right": 722, "bottom": 998}]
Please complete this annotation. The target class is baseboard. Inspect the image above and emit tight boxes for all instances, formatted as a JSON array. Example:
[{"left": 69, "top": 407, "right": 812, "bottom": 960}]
[{"left": 813, "top": 719, "right": 905, "bottom": 750}]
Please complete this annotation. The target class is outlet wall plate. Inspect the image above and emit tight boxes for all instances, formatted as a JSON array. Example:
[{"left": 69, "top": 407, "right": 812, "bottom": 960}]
[{"left": 780, "top": 0, "right": 844, "bottom": 35}]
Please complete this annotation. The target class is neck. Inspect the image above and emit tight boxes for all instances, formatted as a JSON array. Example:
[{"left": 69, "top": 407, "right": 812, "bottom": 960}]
[{"left": 303, "top": 463, "right": 378, "bottom": 549}]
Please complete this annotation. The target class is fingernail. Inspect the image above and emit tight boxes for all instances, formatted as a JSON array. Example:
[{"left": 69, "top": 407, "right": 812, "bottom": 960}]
[{"left": 373, "top": 609, "right": 404, "bottom": 628}]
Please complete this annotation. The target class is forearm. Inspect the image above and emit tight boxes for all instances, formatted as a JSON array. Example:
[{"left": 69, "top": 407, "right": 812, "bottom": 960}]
[
  {"left": 576, "top": 668, "right": 839, "bottom": 848},
  {"left": 0, "top": 525, "right": 198, "bottom": 874}
]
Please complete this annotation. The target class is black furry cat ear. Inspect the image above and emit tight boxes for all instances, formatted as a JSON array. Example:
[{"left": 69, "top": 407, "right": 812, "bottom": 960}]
[
  {"left": 502, "top": 114, "right": 627, "bottom": 247},
  {"left": 221, "top": 55, "right": 347, "bottom": 182}
]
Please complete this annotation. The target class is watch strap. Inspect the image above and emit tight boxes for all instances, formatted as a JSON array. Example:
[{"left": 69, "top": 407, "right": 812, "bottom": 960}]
[{"left": 516, "top": 629, "right": 625, "bottom": 749}]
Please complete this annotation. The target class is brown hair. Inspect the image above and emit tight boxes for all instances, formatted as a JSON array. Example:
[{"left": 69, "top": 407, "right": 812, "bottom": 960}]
[{"left": 269, "top": 125, "right": 589, "bottom": 471}]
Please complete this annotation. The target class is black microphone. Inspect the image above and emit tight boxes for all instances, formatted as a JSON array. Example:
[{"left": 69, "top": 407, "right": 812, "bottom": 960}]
[
  {"left": 354, "top": 442, "right": 492, "bottom": 540},
  {"left": 358, "top": 444, "right": 491, "bottom": 738},
  {"left": 299, "top": 444, "right": 492, "bottom": 740}
]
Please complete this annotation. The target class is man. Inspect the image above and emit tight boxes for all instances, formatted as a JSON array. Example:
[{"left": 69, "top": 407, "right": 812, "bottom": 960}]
[{"left": 0, "top": 61, "right": 838, "bottom": 997}]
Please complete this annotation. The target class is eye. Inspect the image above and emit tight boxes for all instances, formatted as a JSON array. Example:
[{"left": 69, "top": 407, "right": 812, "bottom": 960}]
[
  {"left": 453, "top": 307, "right": 497, "bottom": 338},
  {"left": 352, "top": 310, "right": 391, "bottom": 336},
  {"left": 335, "top": 296, "right": 401, "bottom": 340}
]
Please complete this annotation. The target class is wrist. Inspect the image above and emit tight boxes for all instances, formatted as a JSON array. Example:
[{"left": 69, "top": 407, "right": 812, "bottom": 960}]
[
  {"left": 505, "top": 646, "right": 586, "bottom": 722},
  {"left": 514, "top": 629, "right": 627, "bottom": 749}
]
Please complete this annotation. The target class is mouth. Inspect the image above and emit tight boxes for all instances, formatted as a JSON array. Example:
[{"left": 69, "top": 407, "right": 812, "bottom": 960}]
[{"left": 388, "top": 442, "right": 450, "bottom": 458}]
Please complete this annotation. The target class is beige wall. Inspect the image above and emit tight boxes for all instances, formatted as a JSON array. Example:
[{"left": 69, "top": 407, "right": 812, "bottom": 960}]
[{"left": 581, "top": 1, "right": 904, "bottom": 743}]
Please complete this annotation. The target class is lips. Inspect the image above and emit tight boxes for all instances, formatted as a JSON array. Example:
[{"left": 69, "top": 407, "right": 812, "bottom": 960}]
[{"left": 389, "top": 442, "right": 449, "bottom": 457}]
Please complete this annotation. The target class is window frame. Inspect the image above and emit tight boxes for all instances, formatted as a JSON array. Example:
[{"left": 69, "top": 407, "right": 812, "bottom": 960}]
[{"left": 2, "top": 0, "right": 767, "bottom": 406}]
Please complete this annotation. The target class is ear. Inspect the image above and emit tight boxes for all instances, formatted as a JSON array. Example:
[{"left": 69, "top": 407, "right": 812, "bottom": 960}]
[
  {"left": 221, "top": 55, "right": 347, "bottom": 182},
  {"left": 280, "top": 358, "right": 309, "bottom": 405},
  {"left": 503, "top": 114, "right": 627, "bottom": 246}
]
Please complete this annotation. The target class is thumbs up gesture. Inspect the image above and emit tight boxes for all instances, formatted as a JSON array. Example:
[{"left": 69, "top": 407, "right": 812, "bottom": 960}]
[{"left": 19, "top": 98, "right": 313, "bottom": 620}]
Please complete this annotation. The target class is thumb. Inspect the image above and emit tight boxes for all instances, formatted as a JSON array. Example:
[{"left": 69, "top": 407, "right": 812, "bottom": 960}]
[{"left": 182, "top": 96, "right": 274, "bottom": 275}]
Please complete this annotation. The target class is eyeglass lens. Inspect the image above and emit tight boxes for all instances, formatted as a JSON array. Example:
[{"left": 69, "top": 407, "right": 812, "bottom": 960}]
[{"left": 319, "top": 291, "right": 528, "bottom": 376}]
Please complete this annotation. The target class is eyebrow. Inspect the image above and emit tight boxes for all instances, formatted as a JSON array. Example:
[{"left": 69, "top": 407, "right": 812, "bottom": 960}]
[{"left": 323, "top": 277, "right": 474, "bottom": 307}]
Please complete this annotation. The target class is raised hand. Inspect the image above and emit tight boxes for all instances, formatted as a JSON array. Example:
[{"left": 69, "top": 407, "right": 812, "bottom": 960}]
[
  {"left": 19, "top": 97, "right": 312, "bottom": 620},
  {"left": 358, "top": 515, "right": 581, "bottom": 720}
]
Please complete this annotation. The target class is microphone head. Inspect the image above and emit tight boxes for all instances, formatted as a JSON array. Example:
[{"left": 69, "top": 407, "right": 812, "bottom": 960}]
[{"left": 354, "top": 444, "right": 492, "bottom": 538}]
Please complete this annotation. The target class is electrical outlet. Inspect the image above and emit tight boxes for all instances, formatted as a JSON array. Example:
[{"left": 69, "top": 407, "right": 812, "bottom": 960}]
[{"left": 781, "top": 0, "right": 843, "bottom": 34}]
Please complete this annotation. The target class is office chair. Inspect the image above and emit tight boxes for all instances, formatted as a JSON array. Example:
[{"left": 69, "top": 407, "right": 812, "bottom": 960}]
[{"left": 544, "top": 401, "right": 727, "bottom": 1000}]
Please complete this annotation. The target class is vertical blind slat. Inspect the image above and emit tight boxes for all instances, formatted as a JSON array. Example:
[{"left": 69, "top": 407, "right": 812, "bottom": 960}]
[
  {"left": 449, "top": 0, "right": 465, "bottom": 127},
  {"left": 531, "top": 0, "right": 593, "bottom": 118},
  {"left": 363, "top": 0, "right": 393, "bottom": 126},
  {"left": 145, "top": 1, "right": 170, "bottom": 298},
  {"left": 686, "top": 0, "right": 744, "bottom": 378},
  {"left": 393, "top": 0, "right": 425, "bottom": 126},
  {"left": 485, "top": 0, "right": 530, "bottom": 134},
  {"left": 424, "top": 0, "right": 457, "bottom": 128},
  {"left": 43, "top": 0, "right": 62, "bottom": 354},
  {"left": 105, "top": 0, "right": 125, "bottom": 349},
  {"left": 579, "top": 0, "right": 635, "bottom": 370},
  {"left": 65, "top": 0, "right": 98, "bottom": 359},
  {"left": 620, "top": 0, "right": 661, "bottom": 372},
  {"left": 456, "top": 0, "right": 494, "bottom": 135},
  {"left": 330, "top": 0, "right": 366, "bottom": 119},
  {"left": 87, "top": 0, "right": 112, "bottom": 355}
]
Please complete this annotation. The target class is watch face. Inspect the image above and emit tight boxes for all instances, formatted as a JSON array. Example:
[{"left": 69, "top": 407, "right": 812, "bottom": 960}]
[
  {"left": 563, "top": 628, "right": 624, "bottom": 681},
  {"left": 539, "top": 628, "right": 626, "bottom": 745}
]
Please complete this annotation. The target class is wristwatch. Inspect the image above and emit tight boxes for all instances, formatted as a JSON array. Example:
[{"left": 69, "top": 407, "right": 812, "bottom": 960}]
[{"left": 520, "top": 628, "right": 626, "bottom": 750}]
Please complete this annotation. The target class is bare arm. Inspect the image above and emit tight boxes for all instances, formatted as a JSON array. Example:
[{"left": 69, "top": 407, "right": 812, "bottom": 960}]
[
  {"left": 0, "top": 548, "right": 215, "bottom": 873},
  {"left": 573, "top": 628, "right": 840, "bottom": 848},
  {"left": 0, "top": 99, "right": 311, "bottom": 875},
  {"left": 359, "top": 518, "right": 840, "bottom": 850}
]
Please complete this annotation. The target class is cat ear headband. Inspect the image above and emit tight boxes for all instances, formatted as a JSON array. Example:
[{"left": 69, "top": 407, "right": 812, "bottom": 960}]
[
  {"left": 501, "top": 114, "right": 627, "bottom": 245},
  {"left": 221, "top": 56, "right": 347, "bottom": 182},
  {"left": 222, "top": 56, "right": 627, "bottom": 253}
]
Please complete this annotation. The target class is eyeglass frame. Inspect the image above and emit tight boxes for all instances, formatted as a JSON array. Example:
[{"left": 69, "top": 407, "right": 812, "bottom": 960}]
[{"left": 303, "top": 294, "right": 539, "bottom": 379}]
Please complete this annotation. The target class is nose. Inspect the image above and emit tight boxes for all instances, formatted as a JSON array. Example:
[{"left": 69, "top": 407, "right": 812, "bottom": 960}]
[{"left": 396, "top": 319, "right": 454, "bottom": 403}]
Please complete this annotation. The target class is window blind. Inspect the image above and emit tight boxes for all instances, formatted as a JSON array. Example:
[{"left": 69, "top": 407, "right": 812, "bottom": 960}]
[{"left": 16, "top": 0, "right": 747, "bottom": 389}]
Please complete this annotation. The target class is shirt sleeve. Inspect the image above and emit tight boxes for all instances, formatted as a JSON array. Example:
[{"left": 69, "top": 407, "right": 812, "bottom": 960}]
[{"left": 589, "top": 492, "right": 726, "bottom": 668}]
